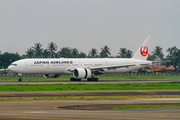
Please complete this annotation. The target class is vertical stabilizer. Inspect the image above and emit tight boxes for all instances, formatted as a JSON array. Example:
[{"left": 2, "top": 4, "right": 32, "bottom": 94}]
[{"left": 132, "top": 35, "right": 153, "bottom": 60}]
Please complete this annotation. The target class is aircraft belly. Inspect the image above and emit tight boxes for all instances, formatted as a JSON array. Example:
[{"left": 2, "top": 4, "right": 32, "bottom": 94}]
[{"left": 104, "top": 68, "right": 131, "bottom": 74}]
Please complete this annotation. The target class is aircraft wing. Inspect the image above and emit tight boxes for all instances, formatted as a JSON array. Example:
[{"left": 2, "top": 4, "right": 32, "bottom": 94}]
[
  {"left": 89, "top": 64, "right": 136, "bottom": 71},
  {"left": 67, "top": 64, "right": 136, "bottom": 72},
  {"left": 152, "top": 60, "right": 171, "bottom": 64}
]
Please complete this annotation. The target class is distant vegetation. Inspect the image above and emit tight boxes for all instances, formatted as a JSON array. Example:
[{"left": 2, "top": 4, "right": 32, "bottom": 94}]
[{"left": 0, "top": 42, "right": 180, "bottom": 73}]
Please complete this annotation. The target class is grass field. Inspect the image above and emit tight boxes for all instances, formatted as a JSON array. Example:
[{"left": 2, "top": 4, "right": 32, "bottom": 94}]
[
  {"left": 112, "top": 104, "right": 180, "bottom": 109},
  {"left": 0, "top": 74, "right": 180, "bottom": 81},
  {"left": 0, "top": 81, "right": 180, "bottom": 91}
]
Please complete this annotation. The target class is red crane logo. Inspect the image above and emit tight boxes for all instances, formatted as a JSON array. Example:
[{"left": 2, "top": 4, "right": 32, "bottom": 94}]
[{"left": 140, "top": 45, "right": 148, "bottom": 57}]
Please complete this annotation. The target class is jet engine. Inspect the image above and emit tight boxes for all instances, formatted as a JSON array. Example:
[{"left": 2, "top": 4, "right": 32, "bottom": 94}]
[
  {"left": 73, "top": 68, "right": 91, "bottom": 79},
  {"left": 43, "top": 74, "right": 60, "bottom": 78}
]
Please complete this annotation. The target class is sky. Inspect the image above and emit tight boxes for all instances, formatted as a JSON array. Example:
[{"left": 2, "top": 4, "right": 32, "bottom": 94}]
[{"left": 0, "top": 0, "right": 180, "bottom": 56}]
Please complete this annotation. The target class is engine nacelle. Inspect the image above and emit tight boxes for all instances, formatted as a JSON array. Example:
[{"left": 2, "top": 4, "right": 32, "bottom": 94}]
[
  {"left": 43, "top": 74, "right": 60, "bottom": 78},
  {"left": 73, "top": 68, "right": 91, "bottom": 79}
]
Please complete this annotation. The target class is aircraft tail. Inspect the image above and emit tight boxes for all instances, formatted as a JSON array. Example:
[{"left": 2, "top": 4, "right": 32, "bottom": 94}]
[{"left": 132, "top": 35, "right": 153, "bottom": 60}]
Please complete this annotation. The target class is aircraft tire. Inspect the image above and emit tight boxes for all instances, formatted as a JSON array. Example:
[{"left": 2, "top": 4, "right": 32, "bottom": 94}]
[
  {"left": 87, "top": 78, "right": 98, "bottom": 81},
  {"left": 19, "top": 78, "right": 22, "bottom": 82},
  {"left": 70, "top": 78, "right": 81, "bottom": 81}
]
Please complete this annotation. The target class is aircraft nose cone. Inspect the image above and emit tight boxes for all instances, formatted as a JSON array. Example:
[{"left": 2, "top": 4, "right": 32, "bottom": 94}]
[{"left": 8, "top": 66, "right": 12, "bottom": 71}]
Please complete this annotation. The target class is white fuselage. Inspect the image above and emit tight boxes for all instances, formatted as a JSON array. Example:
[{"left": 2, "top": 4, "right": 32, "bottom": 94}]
[{"left": 8, "top": 58, "right": 152, "bottom": 75}]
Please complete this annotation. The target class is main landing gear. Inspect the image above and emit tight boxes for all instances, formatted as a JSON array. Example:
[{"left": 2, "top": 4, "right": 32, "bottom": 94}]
[
  {"left": 17, "top": 73, "right": 23, "bottom": 82},
  {"left": 70, "top": 77, "right": 99, "bottom": 81},
  {"left": 19, "top": 77, "right": 23, "bottom": 82},
  {"left": 70, "top": 78, "right": 81, "bottom": 81},
  {"left": 87, "top": 78, "right": 98, "bottom": 81}
]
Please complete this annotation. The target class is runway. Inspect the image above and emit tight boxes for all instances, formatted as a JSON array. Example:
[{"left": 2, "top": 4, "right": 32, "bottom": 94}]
[
  {"left": 0, "top": 90, "right": 180, "bottom": 97},
  {"left": 0, "top": 80, "right": 179, "bottom": 85},
  {"left": 1, "top": 80, "right": 180, "bottom": 119},
  {"left": 0, "top": 99, "right": 180, "bottom": 120}
]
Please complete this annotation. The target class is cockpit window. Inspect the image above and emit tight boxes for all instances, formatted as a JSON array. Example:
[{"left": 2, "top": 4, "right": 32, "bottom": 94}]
[{"left": 11, "top": 64, "right": 17, "bottom": 66}]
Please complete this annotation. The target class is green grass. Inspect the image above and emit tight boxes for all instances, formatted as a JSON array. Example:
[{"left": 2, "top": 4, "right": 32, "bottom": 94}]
[
  {"left": 112, "top": 104, "right": 180, "bottom": 109},
  {"left": 0, "top": 81, "right": 180, "bottom": 91},
  {"left": 0, "top": 74, "right": 180, "bottom": 81}
]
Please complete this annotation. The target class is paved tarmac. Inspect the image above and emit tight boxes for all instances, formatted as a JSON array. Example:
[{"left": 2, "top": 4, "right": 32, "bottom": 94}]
[
  {"left": 0, "top": 80, "right": 179, "bottom": 85},
  {"left": 0, "top": 99, "right": 180, "bottom": 120},
  {"left": 1, "top": 80, "right": 180, "bottom": 119},
  {"left": 0, "top": 90, "right": 180, "bottom": 97}
]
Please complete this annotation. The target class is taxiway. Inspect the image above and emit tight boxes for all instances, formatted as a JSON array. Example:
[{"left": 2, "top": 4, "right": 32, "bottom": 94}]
[{"left": 0, "top": 99, "right": 180, "bottom": 120}]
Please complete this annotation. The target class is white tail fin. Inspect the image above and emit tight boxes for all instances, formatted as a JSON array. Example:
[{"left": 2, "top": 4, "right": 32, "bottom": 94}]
[{"left": 132, "top": 35, "right": 153, "bottom": 60}]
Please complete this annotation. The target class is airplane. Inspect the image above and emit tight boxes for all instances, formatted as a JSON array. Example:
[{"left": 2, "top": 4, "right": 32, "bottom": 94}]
[{"left": 8, "top": 35, "right": 153, "bottom": 82}]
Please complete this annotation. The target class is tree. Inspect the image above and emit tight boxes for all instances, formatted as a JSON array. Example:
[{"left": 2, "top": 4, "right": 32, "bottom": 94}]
[
  {"left": 59, "top": 47, "right": 72, "bottom": 58},
  {"left": 1, "top": 52, "right": 20, "bottom": 69},
  {"left": 33, "top": 43, "right": 43, "bottom": 58},
  {"left": 100, "top": 45, "right": 111, "bottom": 58},
  {"left": 151, "top": 46, "right": 164, "bottom": 60},
  {"left": 118, "top": 48, "right": 132, "bottom": 58},
  {"left": 47, "top": 42, "right": 58, "bottom": 58},
  {"left": 0, "top": 52, "right": 2, "bottom": 69},
  {"left": 126, "top": 50, "right": 132, "bottom": 58},
  {"left": 88, "top": 48, "right": 98, "bottom": 58},
  {"left": 25, "top": 48, "right": 34, "bottom": 58},
  {"left": 166, "top": 46, "right": 180, "bottom": 73},
  {"left": 71, "top": 48, "right": 79, "bottom": 58},
  {"left": 79, "top": 52, "right": 87, "bottom": 58},
  {"left": 147, "top": 53, "right": 154, "bottom": 61},
  {"left": 54, "top": 52, "right": 60, "bottom": 58},
  {"left": 42, "top": 49, "right": 50, "bottom": 58}
]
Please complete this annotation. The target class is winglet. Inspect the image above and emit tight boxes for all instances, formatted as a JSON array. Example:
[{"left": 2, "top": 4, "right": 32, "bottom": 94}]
[{"left": 132, "top": 35, "right": 153, "bottom": 60}]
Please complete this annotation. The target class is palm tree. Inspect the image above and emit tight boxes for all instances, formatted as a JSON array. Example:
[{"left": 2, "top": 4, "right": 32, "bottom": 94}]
[
  {"left": 59, "top": 47, "right": 72, "bottom": 58},
  {"left": 147, "top": 53, "right": 153, "bottom": 61},
  {"left": 118, "top": 48, "right": 132, "bottom": 58},
  {"left": 42, "top": 49, "right": 50, "bottom": 58},
  {"left": 88, "top": 48, "right": 98, "bottom": 58},
  {"left": 118, "top": 48, "right": 127, "bottom": 58},
  {"left": 26, "top": 48, "right": 34, "bottom": 58},
  {"left": 71, "top": 48, "right": 79, "bottom": 58},
  {"left": 166, "top": 46, "right": 180, "bottom": 72},
  {"left": 47, "top": 42, "right": 58, "bottom": 58},
  {"left": 126, "top": 50, "right": 132, "bottom": 58},
  {"left": 151, "top": 46, "right": 164, "bottom": 60},
  {"left": 100, "top": 45, "right": 111, "bottom": 58},
  {"left": 33, "top": 43, "right": 43, "bottom": 58},
  {"left": 79, "top": 52, "right": 87, "bottom": 58}
]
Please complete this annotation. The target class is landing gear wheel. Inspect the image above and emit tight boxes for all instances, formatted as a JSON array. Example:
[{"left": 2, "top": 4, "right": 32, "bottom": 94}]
[
  {"left": 70, "top": 78, "right": 81, "bottom": 81},
  {"left": 87, "top": 78, "right": 99, "bottom": 81},
  {"left": 19, "top": 78, "right": 23, "bottom": 82}
]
